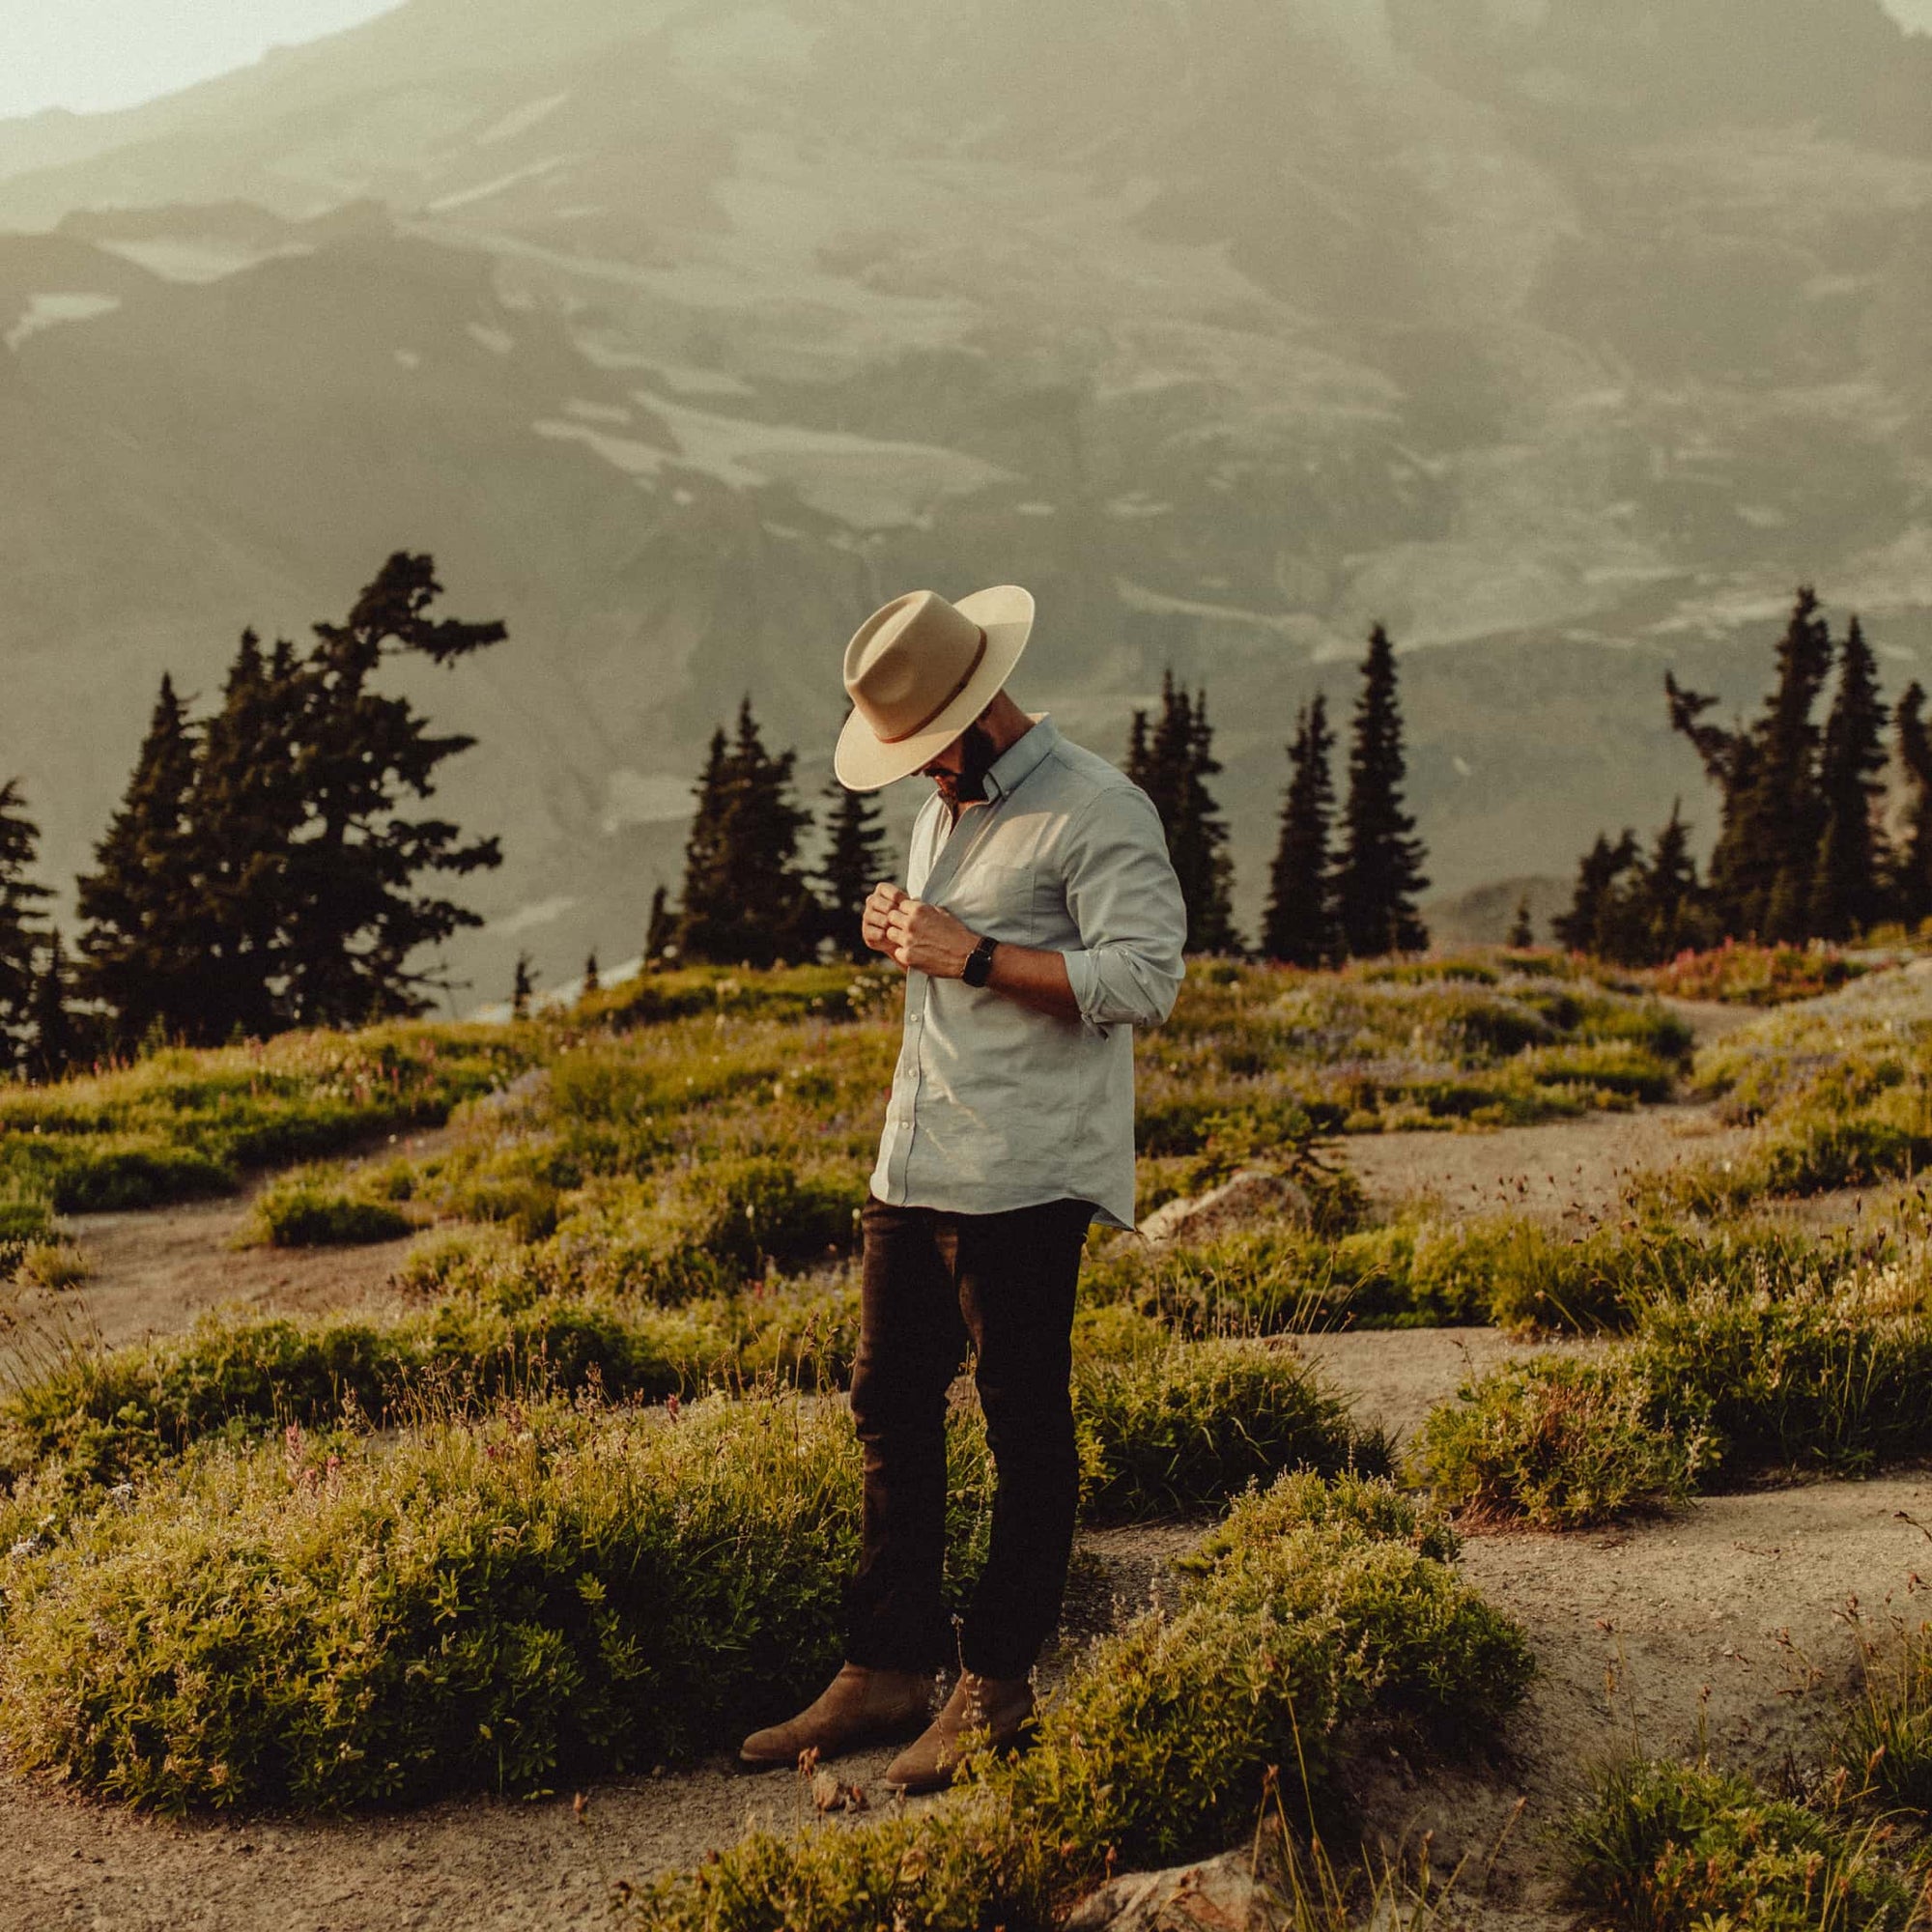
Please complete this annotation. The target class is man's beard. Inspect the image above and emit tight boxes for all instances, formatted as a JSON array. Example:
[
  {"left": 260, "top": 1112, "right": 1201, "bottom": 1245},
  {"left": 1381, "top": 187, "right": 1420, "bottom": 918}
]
[{"left": 927, "top": 720, "right": 1001, "bottom": 807}]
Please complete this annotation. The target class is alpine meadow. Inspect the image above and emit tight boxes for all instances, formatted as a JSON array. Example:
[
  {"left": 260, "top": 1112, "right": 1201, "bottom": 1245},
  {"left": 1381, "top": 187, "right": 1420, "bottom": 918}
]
[{"left": 4, "top": 3, "right": 1932, "bottom": 1930}]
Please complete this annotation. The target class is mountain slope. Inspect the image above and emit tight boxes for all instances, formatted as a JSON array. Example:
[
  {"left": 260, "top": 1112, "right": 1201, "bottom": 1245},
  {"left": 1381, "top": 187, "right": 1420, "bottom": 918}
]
[{"left": 0, "top": 0, "right": 1927, "bottom": 995}]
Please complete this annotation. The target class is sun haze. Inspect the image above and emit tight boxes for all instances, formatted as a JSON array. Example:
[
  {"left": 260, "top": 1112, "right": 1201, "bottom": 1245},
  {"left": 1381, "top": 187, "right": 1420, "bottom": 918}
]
[{"left": 0, "top": 0, "right": 406, "bottom": 121}]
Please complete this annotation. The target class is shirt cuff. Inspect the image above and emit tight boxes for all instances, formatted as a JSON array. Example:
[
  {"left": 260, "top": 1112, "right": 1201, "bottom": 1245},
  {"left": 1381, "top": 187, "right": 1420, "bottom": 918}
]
[{"left": 1061, "top": 949, "right": 1107, "bottom": 1035}]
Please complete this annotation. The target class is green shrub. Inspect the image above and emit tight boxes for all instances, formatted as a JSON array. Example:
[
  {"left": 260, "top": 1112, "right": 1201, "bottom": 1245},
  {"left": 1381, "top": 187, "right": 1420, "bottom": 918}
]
[
  {"left": 0, "top": 1396, "right": 993, "bottom": 1811},
  {"left": 245, "top": 1167, "right": 415, "bottom": 1247},
  {"left": 0, "top": 1180, "right": 57, "bottom": 1276},
  {"left": 1564, "top": 1756, "right": 1918, "bottom": 1931},
  {"left": 1413, "top": 1354, "right": 1708, "bottom": 1529},
  {"left": 634, "top": 1471, "right": 1531, "bottom": 1931},
  {"left": 1073, "top": 1341, "right": 1384, "bottom": 1519},
  {"left": 1838, "top": 1617, "right": 1932, "bottom": 1812}
]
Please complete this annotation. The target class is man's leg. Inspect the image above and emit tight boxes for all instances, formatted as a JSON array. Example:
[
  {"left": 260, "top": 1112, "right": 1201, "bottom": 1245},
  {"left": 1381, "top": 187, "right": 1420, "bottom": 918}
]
[
  {"left": 740, "top": 1197, "right": 962, "bottom": 1767},
  {"left": 844, "top": 1195, "right": 970, "bottom": 1669},
  {"left": 884, "top": 1197, "right": 1091, "bottom": 1791},
  {"left": 952, "top": 1197, "right": 1092, "bottom": 1678}
]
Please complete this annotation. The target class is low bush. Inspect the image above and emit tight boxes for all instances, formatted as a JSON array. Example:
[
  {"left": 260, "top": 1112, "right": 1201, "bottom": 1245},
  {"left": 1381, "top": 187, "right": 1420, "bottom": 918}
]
[
  {"left": 1635, "top": 939, "right": 1866, "bottom": 1008},
  {"left": 1073, "top": 1341, "right": 1386, "bottom": 1519},
  {"left": 1563, "top": 1756, "right": 1919, "bottom": 1931},
  {"left": 244, "top": 1167, "right": 416, "bottom": 1248},
  {"left": 633, "top": 1471, "right": 1532, "bottom": 1930},
  {"left": 1413, "top": 1354, "right": 1708, "bottom": 1529},
  {"left": 0, "top": 1180, "right": 57, "bottom": 1275},
  {"left": 0, "top": 1396, "right": 991, "bottom": 1810}
]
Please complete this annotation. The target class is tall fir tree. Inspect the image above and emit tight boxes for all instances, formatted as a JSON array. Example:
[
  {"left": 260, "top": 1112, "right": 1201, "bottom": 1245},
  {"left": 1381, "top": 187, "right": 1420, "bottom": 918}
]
[
  {"left": 1808, "top": 614, "right": 1889, "bottom": 941},
  {"left": 1125, "top": 672, "right": 1238, "bottom": 954},
  {"left": 75, "top": 674, "right": 202, "bottom": 1047},
  {"left": 1554, "top": 831, "right": 1635, "bottom": 953},
  {"left": 644, "top": 884, "right": 675, "bottom": 965},
  {"left": 275, "top": 554, "right": 505, "bottom": 1029},
  {"left": 1507, "top": 895, "right": 1535, "bottom": 949},
  {"left": 1262, "top": 695, "right": 1338, "bottom": 967},
  {"left": 1335, "top": 625, "right": 1430, "bottom": 957},
  {"left": 818, "top": 778, "right": 889, "bottom": 963},
  {"left": 581, "top": 950, "right": 601, "bottom": 1002},
  {"left": 510, "top": 952, "right": 536, "bottom": 1020},
  {"left": 0, "top": 780, "right": 52, "bottom": 1074},
  {"left": 1669, "top": 586, "right": 1833, "bottom": 940},
  {"left": 673, "top": 701, "right": 818, "bottom": 967},
  {"left": 1635, "top": 803, "right": 1704, "bottom": 962}
]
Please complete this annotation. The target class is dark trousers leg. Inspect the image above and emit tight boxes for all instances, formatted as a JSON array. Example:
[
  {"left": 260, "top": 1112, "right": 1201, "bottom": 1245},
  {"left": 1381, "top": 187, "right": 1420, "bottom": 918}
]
[
  {"left": 844, "top": 1199, "right": 966, "bottom": 1672},
  {"left": 952, "top": 1199, "right": 1092, "bottom": 1680}
]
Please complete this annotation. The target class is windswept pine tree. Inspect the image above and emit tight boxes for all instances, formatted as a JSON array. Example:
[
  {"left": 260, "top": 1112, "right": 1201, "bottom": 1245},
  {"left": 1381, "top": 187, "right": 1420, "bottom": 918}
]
[
  {"left": 0, "top": 780, "right": 53, "bottom": 1075},
  {"left": 511, "top": 952, "right": 536, "bottom": 1020},
  {"left": 77, "top": 557, "right": 504, "bottom": 1046},
  {"left": 817, "top": 778, "right": 889, "bottom": 964},
  {"left": 276, "top": 554, "right": 505, "bottom": 1029},
  {"left": 1125, "top": 672, "right": 1238, "bottom": 954},
  {"left": 1262, "top": 695, "right": 1338, "bottom": 967},
  {"left": 75, "top": 674, "right": 201, "bottom": 1046},
  {"left": 1335, "top": 625, "right": 1429, "bottom": 957},
  {"left": 1553, "top": 830, "right": 1639, "bottom": 955},
  {"left": 1507, "top": 896, "right": 1535, "bottom": 949},
  {"left": 1808, "top": 615, "right": 1889, "bottom": 941},
  {"left": 1554, "top": 810, "right": 1705, "bottom": 967},
  {"left": 1636, "top": 803, "right": 1705, "bottom": 961},
  {"left": 581, "top": 951, "right": 601, "bottom": 1002},
  {"left": 672, "top": 701, "right": 818, "bottom": 967}
]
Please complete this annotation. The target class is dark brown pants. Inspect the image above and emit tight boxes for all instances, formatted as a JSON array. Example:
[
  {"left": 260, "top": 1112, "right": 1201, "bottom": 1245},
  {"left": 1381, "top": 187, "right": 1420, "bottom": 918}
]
[{"left": 844, "top": 1194, "right": 1094, "bottom": 1681}]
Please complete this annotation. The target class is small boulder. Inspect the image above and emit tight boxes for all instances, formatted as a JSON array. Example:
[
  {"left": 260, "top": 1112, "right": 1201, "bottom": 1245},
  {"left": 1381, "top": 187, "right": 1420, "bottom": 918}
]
[
  {"left": 1065, "top": 1850, "right": 1282, "bottom": 1930},
  {"left": 1135, "top": 1169, "right": 1311, "bottom": 1248}
]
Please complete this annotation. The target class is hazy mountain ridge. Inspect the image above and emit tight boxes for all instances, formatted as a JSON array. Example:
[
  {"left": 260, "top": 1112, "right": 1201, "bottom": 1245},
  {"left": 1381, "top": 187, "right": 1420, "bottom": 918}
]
[{"left": 0, "top": 0, "right": 1926, "bottom": 994}]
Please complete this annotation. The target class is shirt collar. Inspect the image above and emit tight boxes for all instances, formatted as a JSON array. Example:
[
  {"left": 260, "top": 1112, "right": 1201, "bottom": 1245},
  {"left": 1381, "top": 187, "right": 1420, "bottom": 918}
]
[{"left": 981, "top": 715, "right": 1059, "bottom": 804}]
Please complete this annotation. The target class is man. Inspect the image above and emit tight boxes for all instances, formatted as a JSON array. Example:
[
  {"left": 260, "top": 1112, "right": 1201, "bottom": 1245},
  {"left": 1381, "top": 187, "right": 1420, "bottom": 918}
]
[{"left": 739, "top": 583, "right": 1187, "bottom": 1793}]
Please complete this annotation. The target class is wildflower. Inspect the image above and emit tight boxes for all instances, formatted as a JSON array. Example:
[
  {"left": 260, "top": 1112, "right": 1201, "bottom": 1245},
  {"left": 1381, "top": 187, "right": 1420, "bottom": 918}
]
[{"left": 665, "top": 1392, "right": 682, "bottom": 1423}]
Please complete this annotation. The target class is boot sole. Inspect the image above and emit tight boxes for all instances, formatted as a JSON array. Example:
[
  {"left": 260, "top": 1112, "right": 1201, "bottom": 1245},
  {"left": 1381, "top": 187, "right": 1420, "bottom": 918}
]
[{"left": 735, "top": 1710, "right": 932, "bottom": 1774}]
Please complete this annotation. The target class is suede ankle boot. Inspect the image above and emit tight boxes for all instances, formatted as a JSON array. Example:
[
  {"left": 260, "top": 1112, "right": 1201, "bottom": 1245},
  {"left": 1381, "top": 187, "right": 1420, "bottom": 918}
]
[
  {"left": 738, "top": 1662, "right": 935, "bottom": 1770},
  {"left": 884, "top": 1669, "right": 1034, "bottom": 1795}
]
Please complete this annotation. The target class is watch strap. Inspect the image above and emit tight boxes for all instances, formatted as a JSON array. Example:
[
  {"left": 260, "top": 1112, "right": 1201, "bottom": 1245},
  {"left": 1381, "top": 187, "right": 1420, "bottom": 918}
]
[{"left": 962, "top": 935, "right": 998, "bottom": 987}]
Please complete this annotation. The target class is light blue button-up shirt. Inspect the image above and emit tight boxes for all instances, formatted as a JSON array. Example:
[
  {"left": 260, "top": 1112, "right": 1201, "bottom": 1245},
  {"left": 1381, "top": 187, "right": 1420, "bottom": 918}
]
[{"left": 869, "top": 717, "right": 1187, "bottom": 1230}]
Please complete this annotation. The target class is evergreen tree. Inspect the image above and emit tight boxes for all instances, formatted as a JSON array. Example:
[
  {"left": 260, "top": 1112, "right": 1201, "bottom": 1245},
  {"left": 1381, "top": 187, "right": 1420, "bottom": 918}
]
[
  {"left": 275, "top": 553, "right": 505, "bottom": 1029},
  {"left": 1125, "top": 673, "right": 1239, "bottom": 954},
  {"left": 674, "top": 701, "right": 818, "bottom": 967},
  {"left": 28, "top": 929, "right": 79, "bottom": 1079},
  {"left": 818, "top": 778, "right": 889, "bottom": 963},
  {"left": 188, "top": 632, "right": 307, "bottom": 1041},
  {"left": 1262, "top": 695, "right": 1338, "bottom": 967},
  {"left": 1335, "top": 625, "right": 1430, "bottom": 957},
  {"left": 1808, "top": 614, "right": 1889, "bottom": 941},
  {"left": 644, "top": 884, "right": 675, "bottom": 966},
  {"left": 1891, "top": 682, "right": 1932, "bottom": 927},
  {"left": 75, "top": 675, "right": 201, "bottom": 1047},
  {"left": 1669, "top": 586, "right": 1833, "bottom": 939},
  {"left": 1635, "top": 803, "right": 1704, "bottom": 961},
  {"left": 510, "top": 952, "right": 536, "bottom": 1020},
  {"left": 0, "top": 780, "right": 52, "bottom": 1074},
  {"left": 581, "top": 951, "right": 601, "bottom": 1002},
  {"left": 1555, "top": 832, "right": 1634, "bottom": 953},
  {"left": 1507, "top": 895, "right": 1535, "bottom": 949}
]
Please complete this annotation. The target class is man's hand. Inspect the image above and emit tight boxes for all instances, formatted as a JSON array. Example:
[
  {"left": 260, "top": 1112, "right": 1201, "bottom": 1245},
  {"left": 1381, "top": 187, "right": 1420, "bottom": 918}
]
[
  {"left": 862, "top": 881, "right": 907, "bottom": 957},
  {"left": 882, "top": 895, "right": 978, "bottom": 980}
]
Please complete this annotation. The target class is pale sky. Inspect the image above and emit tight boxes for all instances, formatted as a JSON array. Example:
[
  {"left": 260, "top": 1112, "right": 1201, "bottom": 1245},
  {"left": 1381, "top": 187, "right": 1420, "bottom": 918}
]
[
  {"left": 0, "top": 0, "right": 1927, "bottom": 123},
  {"left": 0, "top": 0, "right": 406, "bottom": 122}
]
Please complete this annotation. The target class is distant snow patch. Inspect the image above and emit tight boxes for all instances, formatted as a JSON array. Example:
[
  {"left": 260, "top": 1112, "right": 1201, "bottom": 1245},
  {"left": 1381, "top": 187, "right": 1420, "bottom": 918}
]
[
  {"left": 566, "top": 398, "right": 632, "bottom": 425},
  {"left": 6, "top": 293, "right": 120, "bottom": 353},
  {"left": 426, "top": 156, "right": 569, "bottom": 216},
  {"left": 474, "top": 93, "right": 571, "bottom": 148},
  {"left": 468, "top": 322, "right": 515, "bottom": 355},
  {"left": 601, "top": 770, "right": 693, "bottom": 834},
  {"left": 488, "top": 895, "right": 579, "bottom": 939},
  {"left": 97, "top": 239, "right": 316, "bottom": 284}
]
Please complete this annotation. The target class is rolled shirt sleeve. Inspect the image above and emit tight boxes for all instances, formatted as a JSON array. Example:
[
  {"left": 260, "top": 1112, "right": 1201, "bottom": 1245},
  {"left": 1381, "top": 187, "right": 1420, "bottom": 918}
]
[{"left": 1060, "top": 784, "right": 1188, "bottom": 1034}]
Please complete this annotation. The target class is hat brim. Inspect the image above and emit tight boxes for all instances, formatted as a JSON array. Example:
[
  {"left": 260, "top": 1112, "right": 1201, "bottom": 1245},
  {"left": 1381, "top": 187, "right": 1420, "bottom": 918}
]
[{"left": 833, "top": 583, "right": 1036, "bottom": 791}]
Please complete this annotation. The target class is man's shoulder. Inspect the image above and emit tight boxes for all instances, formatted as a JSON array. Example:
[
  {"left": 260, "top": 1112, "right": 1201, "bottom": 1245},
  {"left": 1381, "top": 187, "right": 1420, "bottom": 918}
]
[{"left": 1037, "top": 731, "right": 1139, "bottom": 806}]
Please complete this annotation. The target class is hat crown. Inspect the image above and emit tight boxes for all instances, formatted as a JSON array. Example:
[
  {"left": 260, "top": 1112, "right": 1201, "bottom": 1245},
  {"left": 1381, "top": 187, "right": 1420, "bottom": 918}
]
[{"left": 843, "top": 590, "right": 988, "bottom": 746}]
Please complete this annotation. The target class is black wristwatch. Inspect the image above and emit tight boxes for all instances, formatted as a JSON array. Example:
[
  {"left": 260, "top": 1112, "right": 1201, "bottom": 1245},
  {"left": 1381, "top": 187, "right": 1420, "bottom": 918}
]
[{"left": 961, "top": 934, "right": 999, "bottom": 987}]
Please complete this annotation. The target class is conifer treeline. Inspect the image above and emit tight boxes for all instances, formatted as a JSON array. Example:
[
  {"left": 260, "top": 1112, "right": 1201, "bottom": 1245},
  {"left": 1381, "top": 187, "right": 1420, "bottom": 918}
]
[
  {"left": 0, "top": 554, "right": 505, "bottom": 1075},
  {"left": 647, "top": 622, "right": 1430, "bottom": 977},
  {"left": 1561, "top": 587, "right": 1921, "bottom": 963}
]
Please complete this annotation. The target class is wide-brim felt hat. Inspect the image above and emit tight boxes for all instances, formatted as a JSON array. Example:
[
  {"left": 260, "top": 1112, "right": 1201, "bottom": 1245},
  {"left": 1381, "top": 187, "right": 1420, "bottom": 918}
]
[{"left": 834, "top": 584, "right": 1035, "bottom": 791}]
